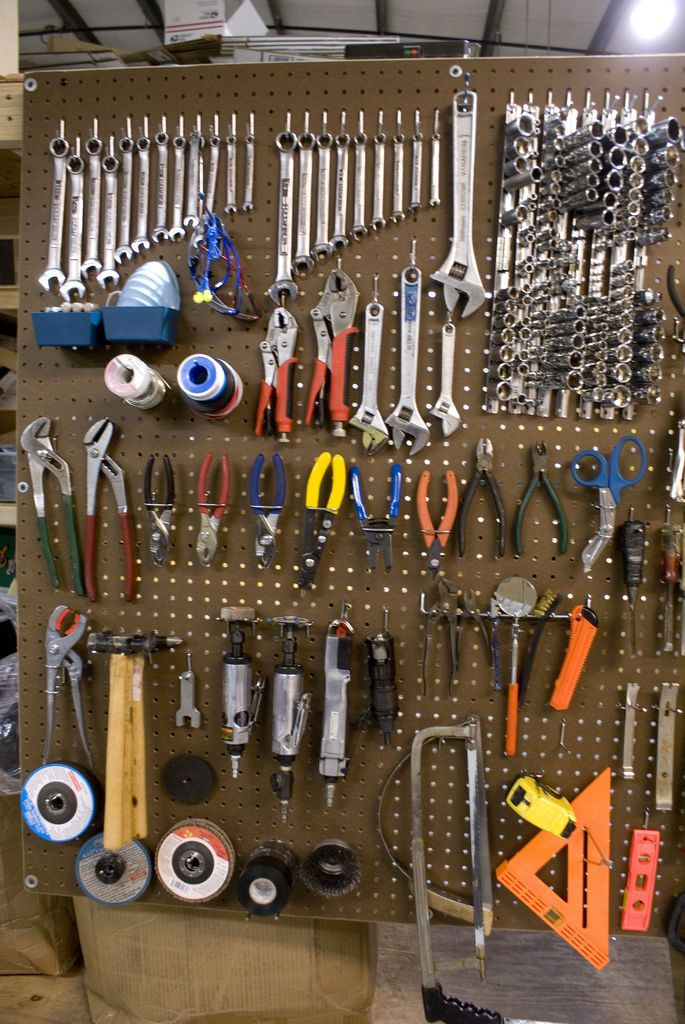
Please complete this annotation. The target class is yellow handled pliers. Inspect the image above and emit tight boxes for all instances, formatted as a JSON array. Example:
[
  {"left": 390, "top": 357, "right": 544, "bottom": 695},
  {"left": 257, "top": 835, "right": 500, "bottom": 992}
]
[{"left": 297, "top": 452, "right": 346, "bottom": 589}]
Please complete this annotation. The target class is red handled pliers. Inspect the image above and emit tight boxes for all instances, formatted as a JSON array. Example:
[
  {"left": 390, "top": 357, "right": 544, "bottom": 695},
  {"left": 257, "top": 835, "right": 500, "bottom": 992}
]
[
  {"left": 416, "top": 469, "right": 458, "bottom": 577},
  {"left": 305, "top": 265, "right": 359, "bottom": 437},
  {"left": 83, "top": 418, "right": 135, "bottom": 603},
  {"left": 255, "top": 306, "right": 299, "bottom": 442},
  {"left": 196, "top": 453, "right": 230, "bottom": 565}
]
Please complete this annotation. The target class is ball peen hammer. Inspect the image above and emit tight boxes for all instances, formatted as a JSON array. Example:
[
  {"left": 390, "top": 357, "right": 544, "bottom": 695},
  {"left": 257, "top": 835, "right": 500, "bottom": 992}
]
[{"left": 88, "top": 631, "right": 182, "bottom": 851}]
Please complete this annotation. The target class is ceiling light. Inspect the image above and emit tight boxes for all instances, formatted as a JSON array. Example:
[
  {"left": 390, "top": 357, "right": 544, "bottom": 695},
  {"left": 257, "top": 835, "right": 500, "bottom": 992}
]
[{"left": 630, "top": 0, "right": 676, "bottom": 39}]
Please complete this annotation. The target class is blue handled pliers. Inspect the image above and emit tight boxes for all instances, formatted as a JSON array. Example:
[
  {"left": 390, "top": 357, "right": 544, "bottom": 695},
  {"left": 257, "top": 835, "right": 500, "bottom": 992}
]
[
  {"left": 350, "top": 464, "right": 402, "bottom": 572},
  {"left": 249, "top": 453, "right": 286, "bottom": 568}
]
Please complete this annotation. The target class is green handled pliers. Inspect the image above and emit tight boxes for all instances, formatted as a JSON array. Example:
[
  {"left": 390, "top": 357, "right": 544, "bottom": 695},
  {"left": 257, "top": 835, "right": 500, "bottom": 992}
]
[
  {"left": 514, "top": 442, "right": 569, "bottom": 556},
  {"left": 20, "top": 417, "right": 84, "bottom": 595}
]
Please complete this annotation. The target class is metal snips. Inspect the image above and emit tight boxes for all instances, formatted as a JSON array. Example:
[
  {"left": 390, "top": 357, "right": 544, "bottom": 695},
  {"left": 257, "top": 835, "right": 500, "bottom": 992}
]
[
  {"left": 249, "top": 452, "right": 286, "bottom": 568},
  {"left": 43, "top": 605, "right": 92, "bottom": 768},
  {"left": 305, "top": 263, "right": 359, "bottom": 436}
]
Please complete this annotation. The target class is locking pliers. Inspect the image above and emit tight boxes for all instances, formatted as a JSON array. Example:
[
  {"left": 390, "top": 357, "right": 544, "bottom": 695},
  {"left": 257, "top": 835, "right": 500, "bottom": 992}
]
[
  {"left": 255, "top": 306, "right": 299, "bottom": 442},
  {"left": 305, "top": 264, "right": 359, "bottom": 436}
]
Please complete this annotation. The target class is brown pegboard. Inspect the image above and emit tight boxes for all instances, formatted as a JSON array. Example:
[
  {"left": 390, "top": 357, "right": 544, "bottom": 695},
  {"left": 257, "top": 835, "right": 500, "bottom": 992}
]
[{"left": 15, "top": 55, "right": 685, "bottom": 933}]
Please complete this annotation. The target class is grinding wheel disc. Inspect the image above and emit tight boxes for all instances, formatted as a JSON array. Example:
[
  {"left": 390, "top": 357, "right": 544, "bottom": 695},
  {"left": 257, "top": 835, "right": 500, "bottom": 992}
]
[
  {"left": 21, "top": 763, "right": 98, "bottom": 843},
  {"left": 75, "top": 832, "right": 152, "bottom": 905},
  {"left": 155, "top": 818, "right": 235, "bottom": 903},
  {"left": 161, "top": 754, "right": 215, "bottom": 804}
]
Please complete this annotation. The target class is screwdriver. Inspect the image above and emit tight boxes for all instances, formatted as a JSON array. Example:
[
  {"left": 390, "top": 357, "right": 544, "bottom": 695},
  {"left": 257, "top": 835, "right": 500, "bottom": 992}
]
[
  {"left": 365, "top": 608, "right": 398, "bottom": 746},
  {"left": 617, "top": 506, "right": 646, "bottom": 658},
  {"left": 660, "top": 505, "right": 681, "bottom": 654}
]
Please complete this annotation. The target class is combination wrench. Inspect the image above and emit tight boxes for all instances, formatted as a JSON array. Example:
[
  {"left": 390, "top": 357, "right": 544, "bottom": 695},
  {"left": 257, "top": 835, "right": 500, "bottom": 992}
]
[
  {"left": 386, "top": 240, "right": 430, "bottom": 454},
  {"left": 61, "top": 140, "right": 86, "bottom": 301},
  {"left": 371, "top": 111, "right": 386, "bottom": 231},
  {"left": 331, "top": 110, "right": 350, "bottom": 249},
  {"left": 81, "top": 119, "right": 102, "bottom": 277},
  {"left": 169, "top": 116, "right": 186, "bottom": 242},
  {"left": 311, "top": 111, "right": 333, "bottom": 260},
  {"left": 429, "top": 108, "right": 441, "bottom": 207},
  {"left": 184, "top": 115, "right": 203, "bottom": 229},
  {"left": 152, "top": 116, "right": 169, "bottom": 242},
  {"left": 132, "top": 116, "right": 151, "bottom": 254},
  {"left": 293, "top": 111, "right": 315, "bottom": 274},
  {"left": 205, "top": 114, "right": 220, "bottom": 214},
  {"left": 391, "top": 110, "right": 405, "bottom": 223},
  {"left": 39, "top": 121, "right": 69, "bottom": 292},
  {"left": 115, "top": 117, "right": 134, "bottom": 264},
  {"left": 410, "top": 109, "right": 423, "bottom": 213},
  {"left": 351, "top": 111, "right": 368, "bottom": 240},
  {"left": 243, "top": 111, "right": 255, "bottom": 212},
  {"left": 350, "top": 274, "right": 389, "bottom": 454},
  {"left": 96, "top": 136, "right": 119, "bottom": 289},
  {"left": 269, "top": 111, "right": 298, "bottom": 304},
  {"left": 224, "top": 112, "right": 237, "bottom": 214}
]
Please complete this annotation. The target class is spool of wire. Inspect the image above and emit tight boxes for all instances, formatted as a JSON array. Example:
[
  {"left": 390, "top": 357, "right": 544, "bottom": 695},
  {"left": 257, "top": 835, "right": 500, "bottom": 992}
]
[
  {"left": 237, "top": 840, "right": 297, "bottom": 917},
  {"left": 177, "top": 354, "right": 243, "bottom": 419},
  {"left": 104, "top": 354, "right": 168, "bottom": 409}
]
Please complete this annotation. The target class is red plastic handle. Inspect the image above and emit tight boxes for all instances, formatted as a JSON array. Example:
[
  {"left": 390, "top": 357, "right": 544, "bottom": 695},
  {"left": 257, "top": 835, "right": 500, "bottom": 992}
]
[
  {"left": 305, "top": 358, "right": 328, "bottom": 427},
  {"left": 84, "top": 514, "right": 97, "bottom": 603},
  {"left": 254, "top": 381, "right": 273, "bottom": 437},
  {"left": 330, "top": 327, "right": 358, "bottom": 425},
  {"left": 197, "top": 453, "right": 213, "bottom": 512},
  {"left": 119, "top": 512, "right": 135, "bottom": 604},
  {"left": 505, "top": 682, "right": 519, "bottom": 756},
  {"left": 275, "top": 358, "right": 297, "bottom": 435}
]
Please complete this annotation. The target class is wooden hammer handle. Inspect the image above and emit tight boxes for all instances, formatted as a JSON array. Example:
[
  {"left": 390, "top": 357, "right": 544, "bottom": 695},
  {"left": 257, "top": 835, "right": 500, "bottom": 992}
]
[
  {"left": 103, "top": 654, "right": 132, "bottom": 851},
  {"left": 130, "top": 654, "right": 147, "bottom": 840}
]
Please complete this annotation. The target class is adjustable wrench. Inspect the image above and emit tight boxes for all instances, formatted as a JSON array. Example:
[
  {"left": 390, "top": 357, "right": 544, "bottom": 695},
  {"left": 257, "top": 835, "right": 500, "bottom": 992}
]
[
  {"left": 115, "top": 118, "right": 134, "bottom": 264},
  {"left": 224, "top": 112, "right": 237, "bottom": 214},
  {"left": 350, "top": 274, "right": 389, "bottom": 454},
  {"left": 331, "top": 110, "right": 350, "bottom": 249},
  {"left": 269, "top": 112, "right": 298, "bottom": 304},
  {"left": 132, "top": 116, "right": 151, "bottom": 254},
  {"left": 96, "top": 137, "right": 119, "bottom": 290},
  {"left": 205, "top": 114, "right": 220, "bottom": 214},
  {"left": 39, "top": 121, "right": 69, "bottom": 292},
  {"left": 428, "top": 319, "right": 461, "bottom": 435},
  {"left": 391, "top": 110, "right": 405, "bottom": 223},
  {"left": 81, "top": 119, "right": 102, "bottom": 276},
  {"left": 152, "top": 116, "right": 169, "bottom": 242},
  {"left": 410, "top": 109, "right": 423, "bottom": 213},
  {"left": 311, "top": 111, "right": 333, "bottom": 260},
  {"left": 184, "top": 115, "right": 203, "bottom": 229},
  {"left": 386, "top": 241, "right": 430, "bottom": 454},
  {"left": 430, "top": 78, "right": 485, "bottom": 318},
  {"left": 243, "top": 111, "right": 255, "bottom": 212},
  {"left": 429, "top": 108, "right": 440, "bottom": 207},
  {"left": 371, "top": 111, "right": 386, "bottom": 231},
  {"left": 169, "top": 116, "right": 186, "bottom": 242},
  {"left": 60, "top": 142, "right": 86, "bottom": 302},
  {"left": 293, "top": 111, "right": 315, "bottom": 273},
  {"left": 351, "top": 110, "right": 368, "bottom": 240}
]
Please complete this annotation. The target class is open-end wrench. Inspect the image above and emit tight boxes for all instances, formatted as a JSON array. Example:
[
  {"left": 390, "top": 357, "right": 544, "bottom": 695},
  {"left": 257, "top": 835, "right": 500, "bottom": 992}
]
[
  {"left": 371, "top": 111, "right": 386, "bottom": 231},
  {"left": 331, "top": 110, "right": 350, "bottom": 249},
  {"left": 205, "top": 114, "right": 220, "bottom": 213},
  {"left": 429, "top": 319, "right": 461, "bottom": 435},
  {"left": 81, "top": 119, "right": 102, "bottom": 276},
  {"left": 391, "top": 110, "right": 405, "bottom": 223},
  {"left": 96, "top": 136, "right": 119, "bottom": 289},
  {"left": 243, "top": 111, "right": 255, "bottom": 212},
  {"left": 60, "top": 141, "right": 86, "bottom": 301},
  {"left": 39, "top": 121, "right": 69, "bottom": 292},
  {"left": 224, "top": 112, "right": 237, "bottom": 214},
  {"left": 132, "top": 116, "right": 151, "bottom": 254},
  {"left": 293, "top": 111, "right": 315, "bottom": 274},
  {"left": 152, "top": 116, "right": 169, "bottom": 242},
  {"left": 269, "top": 111, "right": 299, "bottom": 305},
  {"left": 312, "top": 110, "right": 333, "bottom": 260},
  {"left": 386, "top": 240, "right": 430, "bottom": 454},
  {"left": 351, "top": 110, "right": 368, "bottom": 240},
  {"left": 429, "top": 108, "right": 441, "bottom": 207},
  {"left": 410, "top": 109, "right": 423, "bottom": 213},
  {"left": 114, "top": 117, "right": 134, "bottom": 264},
  {"left": 350, "top": 274, "right": 389, "bottom": 454},
  {"left": 184, "top": 115, "right": 203, "bottom": 229},
  {"left": 169, "top": 116, "right": 186, "bottom": 242},
  {"left": 430, "top": 77, "right": 484, "bottom": 318}
]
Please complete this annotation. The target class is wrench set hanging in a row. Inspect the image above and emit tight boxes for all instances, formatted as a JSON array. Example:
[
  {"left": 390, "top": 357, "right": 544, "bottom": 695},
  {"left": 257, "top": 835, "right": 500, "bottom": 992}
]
[
  {"left": 486, "top": 88, "right": 681, "bottom": 420},
  {"left": 39, "top": 112, "right": 256, "bottom": 301}
]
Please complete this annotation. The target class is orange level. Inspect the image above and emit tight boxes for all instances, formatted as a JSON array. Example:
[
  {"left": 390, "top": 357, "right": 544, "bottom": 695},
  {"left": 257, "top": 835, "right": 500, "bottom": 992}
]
[{"left": 621, "top": 828, "right": 660, "bottom": 931}]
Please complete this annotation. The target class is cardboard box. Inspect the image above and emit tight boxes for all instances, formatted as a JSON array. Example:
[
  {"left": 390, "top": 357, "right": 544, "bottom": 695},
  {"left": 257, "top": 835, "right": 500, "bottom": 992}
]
[
  {"left": 74, "top": 896, "right": 376, "bottom": 1024},
  {"left": 164, "top": 0, "right": 226, "bottom": 45},
  {"left": 0, "top": 795, "right": 79, "bottom": 975}
]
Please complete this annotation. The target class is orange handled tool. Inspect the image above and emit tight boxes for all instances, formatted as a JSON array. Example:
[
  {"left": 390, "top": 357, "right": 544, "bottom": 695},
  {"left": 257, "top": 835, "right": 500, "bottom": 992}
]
[
  {"left": 416, "top": 469, "right": 458, "bottom": 577},
  {"left": 256, "top": 307, "right": 299, "bottom": 441},
  {"left": 549, "top": 597, "right": 598, "bottom": 711},
  {"left": 621, "top": 824, "right": 660, "bottom": 931},
  {"left": 305, "top": 265, "right": 359, "bottom": 436}
]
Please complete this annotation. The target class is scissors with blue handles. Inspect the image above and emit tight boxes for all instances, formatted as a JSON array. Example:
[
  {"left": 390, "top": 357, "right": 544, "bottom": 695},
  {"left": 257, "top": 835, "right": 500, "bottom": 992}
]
[{"left": 571, "top": 435, "right": 647, "bottom": 574}]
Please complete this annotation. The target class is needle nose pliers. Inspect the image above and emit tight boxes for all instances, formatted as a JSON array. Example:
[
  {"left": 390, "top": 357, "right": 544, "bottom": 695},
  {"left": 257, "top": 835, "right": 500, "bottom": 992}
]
[
  {"left": 297, "top": 451, "right": 346, "bottom": 588},
  {"left": 43, "top": 604, "right": 92, "bottom": 769},
  {"left": 144, "top": 455, "right": 175, "bottom": 566},
  {"left": 416, "top": 469, "right": 458, "bottom": 576},
  {"left": 249, "top": 452, "right": 286, "bottom": 568},
  {"left": 457, "top": 438, "right": 506, "bottom": 558},
  {"left": 350, "top": 463, "right": 402, "bottom": 571},
  {"left": 83, "top": 418, "right": 135, "bottom": 603},
  {"left": 514, "top": 442, "right": 568, "bottom": 556},
  {"left": 196, "top": 453, "right": 230, "bottom": 566}
]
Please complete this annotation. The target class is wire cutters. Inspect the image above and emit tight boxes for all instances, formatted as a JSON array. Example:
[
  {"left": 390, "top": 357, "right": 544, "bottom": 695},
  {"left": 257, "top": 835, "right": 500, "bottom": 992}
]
[
  {"left": 350, "top": 463, "right": 402, "bottom": 572},
  {"left": 249, "top": 452, "right": 286, "bottom": 568},
  {"left": 196, "top": 453, "right": 230, "bottom": 566},
  {"left": 20, "top": 417, "right": 84, "bottom": 596},
  {"left": 297, "top": 452, "right": 347, "bottom": 589},
  {"left": 255, "top": 306, "right": 299, "bottom": 441},
  {"left": 419, "top": 577, "right": 459, "bottom": 695},
  {"left": 43, "top": 605, "right": 92, "bottom": 769},
  {"left": 83, "top": 419, "right": 135, "bottom": 603},
  {"left": 416, "top": 469, "right": 458, "bottom": 577},
  {"left": 457, "top": 438, "right": 506, "bottom": 558},
  {"left": 514, "top": 442, "right": 569, "bottom": 556},
  {"left": 457, "top": 590, "right": 492, "bottom": 671},
  {"left": 144, "top": 455, "right": 174, "bottom": 567},
  {"left": 305, "top": 264, "right": 359, "bottom": 436}
]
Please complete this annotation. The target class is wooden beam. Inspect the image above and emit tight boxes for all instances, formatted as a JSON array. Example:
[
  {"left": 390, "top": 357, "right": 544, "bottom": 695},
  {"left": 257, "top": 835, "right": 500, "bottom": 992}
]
[
  {"left": 0, "top": 0, "right": 18, "bottom": 75},
  {"left": 0, "top": 79, "right": 22, "bottom": 150},
  {"left": 0, "top": 198, "right": 19, "bottom": 236},
  {"left": 0, "top": 287, "right": 18, "bottom": 311}
]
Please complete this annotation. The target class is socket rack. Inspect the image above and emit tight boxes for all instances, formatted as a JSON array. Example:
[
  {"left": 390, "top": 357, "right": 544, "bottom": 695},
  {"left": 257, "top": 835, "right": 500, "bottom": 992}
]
[{"left": 16, "top": 56, "right": 685, "bottom": 937}]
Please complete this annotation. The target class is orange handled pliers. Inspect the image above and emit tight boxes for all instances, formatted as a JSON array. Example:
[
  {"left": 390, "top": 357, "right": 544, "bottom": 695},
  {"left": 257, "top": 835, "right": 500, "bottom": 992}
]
[
  {"left": 416, "top": 470, "right": 458, "bottom": 577},
  {"left": 196, "top": 453, "right": 230, "bottom": 565}
]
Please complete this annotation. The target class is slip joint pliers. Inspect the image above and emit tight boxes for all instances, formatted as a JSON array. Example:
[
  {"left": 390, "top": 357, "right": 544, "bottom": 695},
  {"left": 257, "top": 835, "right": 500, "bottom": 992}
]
[
  {"left": 196, "top": 453, "right": 230, "bottom": 566},
  {"left": 144, "top": 454, "right": 175, "bottom": 567}
]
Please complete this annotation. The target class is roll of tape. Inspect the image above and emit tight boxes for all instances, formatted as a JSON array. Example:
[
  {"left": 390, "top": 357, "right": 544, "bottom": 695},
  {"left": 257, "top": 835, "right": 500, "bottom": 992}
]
[
  {"left": 104, "top": 354, "right": 168, "bottom": 409},
  {"left": 237, "top": 840, "right": 297, "bottom": 917},
  {"left": 176, "top": 355, "right": 243, "bottom": 419}
]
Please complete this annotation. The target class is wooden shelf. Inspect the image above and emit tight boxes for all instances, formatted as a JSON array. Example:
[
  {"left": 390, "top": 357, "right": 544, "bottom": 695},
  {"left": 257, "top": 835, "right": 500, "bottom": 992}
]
[{"left": 0, "top": 503, "right": 16, "bottom": 527}]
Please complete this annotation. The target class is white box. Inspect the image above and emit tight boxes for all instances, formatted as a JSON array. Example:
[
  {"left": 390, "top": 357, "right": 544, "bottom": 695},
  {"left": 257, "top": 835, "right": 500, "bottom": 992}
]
[{"left": 164, "top": 0, "right": 226, "bottom": 45}]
